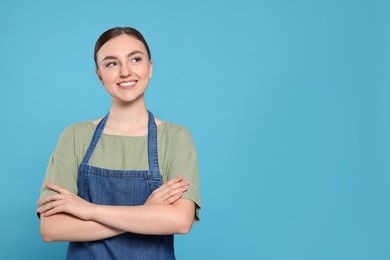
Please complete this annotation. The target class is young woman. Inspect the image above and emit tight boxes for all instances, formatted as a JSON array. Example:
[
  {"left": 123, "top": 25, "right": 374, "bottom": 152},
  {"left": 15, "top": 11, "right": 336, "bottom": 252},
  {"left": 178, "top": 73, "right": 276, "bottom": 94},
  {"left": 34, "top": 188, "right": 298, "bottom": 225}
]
[{"left": 37, "top": 27, "right": 201, "bottom": 259}]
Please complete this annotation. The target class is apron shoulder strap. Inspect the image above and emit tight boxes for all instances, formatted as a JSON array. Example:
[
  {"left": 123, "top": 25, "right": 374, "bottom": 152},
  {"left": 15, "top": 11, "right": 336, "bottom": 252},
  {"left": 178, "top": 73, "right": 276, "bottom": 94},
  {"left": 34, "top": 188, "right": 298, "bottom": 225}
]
[
  {"left": 147, "top": 110, "right": 160, "bottom": 172},
  {"left": 81, "top": 113, "right": 109, "bottom": 165}
]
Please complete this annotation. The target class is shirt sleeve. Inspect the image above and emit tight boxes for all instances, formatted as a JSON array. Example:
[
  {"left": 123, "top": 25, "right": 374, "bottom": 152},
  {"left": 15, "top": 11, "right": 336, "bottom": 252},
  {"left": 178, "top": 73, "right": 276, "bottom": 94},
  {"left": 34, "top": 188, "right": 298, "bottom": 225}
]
[
  {"left": 37, "top": 125, "right": 78, "bottom": 215},
  {"left": 168, "top": 127, "right": 201, "bottom": 222}
]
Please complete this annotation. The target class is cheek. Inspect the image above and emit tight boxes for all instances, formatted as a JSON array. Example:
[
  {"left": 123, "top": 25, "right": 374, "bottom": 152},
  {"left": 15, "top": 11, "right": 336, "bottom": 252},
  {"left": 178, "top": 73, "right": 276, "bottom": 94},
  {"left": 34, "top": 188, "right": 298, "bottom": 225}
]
[
  {"left": 141, "top": 67, "right": 152, "bottom": 79},
  {"left": 100, "top": 71, "right": 116, "bottom": 84}
]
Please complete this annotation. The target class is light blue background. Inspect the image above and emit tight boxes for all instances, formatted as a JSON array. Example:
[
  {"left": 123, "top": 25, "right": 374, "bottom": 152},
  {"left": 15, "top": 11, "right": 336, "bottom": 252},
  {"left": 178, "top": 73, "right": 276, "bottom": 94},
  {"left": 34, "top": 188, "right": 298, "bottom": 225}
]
[{"left": 1, "top": 0, "right": 389, "bottom": 259}]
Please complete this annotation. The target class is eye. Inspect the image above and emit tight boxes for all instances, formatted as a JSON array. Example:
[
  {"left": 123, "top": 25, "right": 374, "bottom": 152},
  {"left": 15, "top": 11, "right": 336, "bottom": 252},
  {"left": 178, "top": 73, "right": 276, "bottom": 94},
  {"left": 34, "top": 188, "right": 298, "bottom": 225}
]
[
  {"left": 131, "top": 56, "right": 142, "bottom": 63},
  {"left": 105, "top": 62, "right": 117, "bottom": 68}
]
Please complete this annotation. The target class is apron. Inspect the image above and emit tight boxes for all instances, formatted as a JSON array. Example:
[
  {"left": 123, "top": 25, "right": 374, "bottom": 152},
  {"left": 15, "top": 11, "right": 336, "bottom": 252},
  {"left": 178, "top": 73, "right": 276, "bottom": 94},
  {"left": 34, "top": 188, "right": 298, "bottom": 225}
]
[{"left": 67, "top": 111, "right": 175, "bottom": 260}]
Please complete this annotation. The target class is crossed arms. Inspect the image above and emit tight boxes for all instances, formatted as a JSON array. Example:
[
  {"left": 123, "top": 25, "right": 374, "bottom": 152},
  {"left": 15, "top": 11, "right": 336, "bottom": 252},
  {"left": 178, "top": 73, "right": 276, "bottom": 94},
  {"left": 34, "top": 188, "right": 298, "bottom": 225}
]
[{"left": 38, "top": 176, "right": 195, "bottom": 242}]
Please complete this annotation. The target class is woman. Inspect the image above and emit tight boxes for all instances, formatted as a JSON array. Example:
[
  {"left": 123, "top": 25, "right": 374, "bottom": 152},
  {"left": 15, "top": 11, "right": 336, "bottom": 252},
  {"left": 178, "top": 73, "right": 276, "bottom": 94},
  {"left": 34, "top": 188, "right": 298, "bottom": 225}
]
[{"left": 37, "top": 27, "right": 201, "bottom": 259}]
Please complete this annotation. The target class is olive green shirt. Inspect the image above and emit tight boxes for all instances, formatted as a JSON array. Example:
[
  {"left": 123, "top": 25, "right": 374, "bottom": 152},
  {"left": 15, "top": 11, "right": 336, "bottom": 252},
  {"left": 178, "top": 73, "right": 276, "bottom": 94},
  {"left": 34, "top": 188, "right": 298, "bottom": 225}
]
[{"left": 39, "top": 120, "right": 201, "bottom": 221}]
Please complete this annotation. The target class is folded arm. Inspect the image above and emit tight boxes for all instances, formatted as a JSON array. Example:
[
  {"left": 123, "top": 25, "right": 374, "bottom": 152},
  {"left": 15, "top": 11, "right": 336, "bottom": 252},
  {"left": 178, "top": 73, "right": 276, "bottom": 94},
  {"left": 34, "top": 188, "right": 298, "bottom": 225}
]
[
  {"left": 92, "top": 199, "right": 195, "bottom": 235},
  {"left": 40, "top": 213, "right": 124, "bottom": 242},
  {"left": 38, "top": 177, "right": 193, "bottom": 242}
]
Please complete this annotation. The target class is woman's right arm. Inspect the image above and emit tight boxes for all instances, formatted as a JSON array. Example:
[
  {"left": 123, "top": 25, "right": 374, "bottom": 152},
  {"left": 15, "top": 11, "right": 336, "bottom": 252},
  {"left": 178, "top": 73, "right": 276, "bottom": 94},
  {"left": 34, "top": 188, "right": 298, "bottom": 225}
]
[
  {"left": 40, "top": 214, "right": 124, "bottom": 242},
  {"left": 40, "top": 176, "right": 187, "bottom": 242}
]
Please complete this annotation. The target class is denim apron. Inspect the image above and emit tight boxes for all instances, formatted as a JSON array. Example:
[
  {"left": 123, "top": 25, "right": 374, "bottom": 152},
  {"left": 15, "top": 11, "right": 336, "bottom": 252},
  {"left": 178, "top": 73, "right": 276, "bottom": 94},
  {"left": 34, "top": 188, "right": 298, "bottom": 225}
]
[{"left": 66, "top": 111, "right": 175, "bottom": 260}]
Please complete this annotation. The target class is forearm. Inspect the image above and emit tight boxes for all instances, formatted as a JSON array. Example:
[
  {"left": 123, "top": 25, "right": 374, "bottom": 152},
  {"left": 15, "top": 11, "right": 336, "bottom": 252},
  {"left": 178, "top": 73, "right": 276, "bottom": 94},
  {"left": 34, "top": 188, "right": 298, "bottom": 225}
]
[
  {"left": 40, "top": 213, "right": 125, "bottom": 242},
  {"left": 91, "top": 199, "right": 195, "bottom": 235}
]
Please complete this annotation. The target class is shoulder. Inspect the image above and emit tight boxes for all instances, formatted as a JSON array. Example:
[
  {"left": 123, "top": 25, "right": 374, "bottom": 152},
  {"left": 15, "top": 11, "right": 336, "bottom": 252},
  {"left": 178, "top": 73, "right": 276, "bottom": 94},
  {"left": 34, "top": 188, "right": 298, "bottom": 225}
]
[
  {"left": 53, "top": 121, "right": 96, "bottom": 157},
  {"left": 159, "top": 121, "right": 192, "bottom": 138},
  {"left": 56, "top": 121, "right": 95, "bottom": 145},
  {"left": 61, "top": 121, "right": 95, "bottom": 135},
  {"left": 159, "top": 121, "right": 196, "bottom": 149}
]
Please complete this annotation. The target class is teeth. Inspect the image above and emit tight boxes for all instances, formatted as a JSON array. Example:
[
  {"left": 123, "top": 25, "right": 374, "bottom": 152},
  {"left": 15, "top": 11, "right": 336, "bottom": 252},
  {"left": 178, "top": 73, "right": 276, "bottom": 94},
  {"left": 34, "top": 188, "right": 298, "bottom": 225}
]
[{"left": 119, "top": 81, "right": 136, "bottom": 87}]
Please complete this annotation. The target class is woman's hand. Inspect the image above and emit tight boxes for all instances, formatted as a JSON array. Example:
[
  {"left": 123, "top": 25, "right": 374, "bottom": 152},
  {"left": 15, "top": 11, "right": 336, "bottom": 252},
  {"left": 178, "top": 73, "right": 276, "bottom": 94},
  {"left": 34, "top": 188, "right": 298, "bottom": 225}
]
[
  {"left": 37, "top": 183, "right": 96, "bottom": 220},
  {"left": 144, "top": 176, "right": 189, "bottom": 205}
]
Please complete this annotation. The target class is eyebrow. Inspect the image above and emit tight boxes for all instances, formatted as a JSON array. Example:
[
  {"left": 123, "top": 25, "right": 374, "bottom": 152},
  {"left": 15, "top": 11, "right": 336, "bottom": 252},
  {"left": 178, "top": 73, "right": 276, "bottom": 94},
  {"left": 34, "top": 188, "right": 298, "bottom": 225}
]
[{"left": 100, "top": 50, "right": 144, "bottom": 63}]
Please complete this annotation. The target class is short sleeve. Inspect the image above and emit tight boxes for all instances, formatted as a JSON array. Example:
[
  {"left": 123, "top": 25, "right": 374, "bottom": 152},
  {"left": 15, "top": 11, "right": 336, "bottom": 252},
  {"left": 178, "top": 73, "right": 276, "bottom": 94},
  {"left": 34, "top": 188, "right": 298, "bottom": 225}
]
[
  {"left": 37, "top": 125, "right": 79, "bottom": 215},
  {"left": 168, "top": 127, "right": 201, "bottom": 222}
]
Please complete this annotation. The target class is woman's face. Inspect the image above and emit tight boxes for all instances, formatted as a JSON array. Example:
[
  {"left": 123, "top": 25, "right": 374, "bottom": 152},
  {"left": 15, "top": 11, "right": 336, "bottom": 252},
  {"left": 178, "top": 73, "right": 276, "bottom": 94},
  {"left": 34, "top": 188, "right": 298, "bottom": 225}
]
[{"left": 95, "top": 34, "right": 153, "bottom": 104}]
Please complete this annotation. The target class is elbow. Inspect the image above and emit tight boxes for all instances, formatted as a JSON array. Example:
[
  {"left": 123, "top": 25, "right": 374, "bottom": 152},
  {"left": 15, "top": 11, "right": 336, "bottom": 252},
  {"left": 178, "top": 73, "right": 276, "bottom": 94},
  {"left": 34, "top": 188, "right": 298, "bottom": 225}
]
[
  {"left": 41, "top": 234, "right": 54, "bottom": 243},
  {"left": 40, "top": 223, "right": 57, "bottom": 242},
  {"left": 40, "top": 216, "right": 58, "bottom": 242},
  {"left": 177, "top": 225, "right": 192, "bottom": 235},
  {"left": 170, "top": 200, "right": 196, "bottom": 235},
  {"left": 176, "top": 218, "right": 193, "bottom": 235},
  {"left": 40, "top": 226, "right": 54, "bottom": 242}
]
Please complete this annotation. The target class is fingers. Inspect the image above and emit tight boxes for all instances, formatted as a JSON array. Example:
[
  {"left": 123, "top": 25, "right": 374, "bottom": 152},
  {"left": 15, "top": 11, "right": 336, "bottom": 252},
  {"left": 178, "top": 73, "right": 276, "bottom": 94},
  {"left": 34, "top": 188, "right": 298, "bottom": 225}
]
[
  {"left": 37, "top": 183, "right": 73, "bottom": 207},
  {"left": 160, "top": 178, "right": 189, "bottom": 194},
  {"left": 144, "top": 176, "right": 190, "bottom": 205},
  {"left": 160, "top": 183, "right": 189, "bottom": 197},
  {"left": 37, "top": 184, "right": 76, "bottom": 215},
  {"left": 152, "top": 179, "right": 189, "bottom": 203},
  {"left": 153, "top": 181, "right": 188, "bottom": 198},
  {"left": 39, "top": 199, "right": 65, "bottom": 216},
  {"left": 160, "top": 184, "right": 188, "bottom": 202},
  {"left": 37, "top": 194, "right": 64, "bottom": 206},
  {"left": 153, "top": 176, "right": 183, "bottom": 193},
  {"left": 149, "top": 176, "right": 187, "bottom": 199},
  {"left": 44, "top": 182, "right": 71, "bottom": 195},
  {"left": 40, "top": 208, "right": 59, "bottom": 217},
  {"left": 166, "top": 192, "right": 183, "bottom": 204},
  {"left": 165, "top": 175, "right": 183, "bottom": 185},
  {"left": 38, "top": 194, "right": 70, "bottom": 217}
]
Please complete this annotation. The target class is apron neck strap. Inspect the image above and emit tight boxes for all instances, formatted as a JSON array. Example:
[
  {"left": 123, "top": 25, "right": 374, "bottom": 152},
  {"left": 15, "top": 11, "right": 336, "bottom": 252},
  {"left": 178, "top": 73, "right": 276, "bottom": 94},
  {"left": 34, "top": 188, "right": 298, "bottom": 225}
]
[{"left": 81, "top": 110, "right": 160, "bottom": 172}]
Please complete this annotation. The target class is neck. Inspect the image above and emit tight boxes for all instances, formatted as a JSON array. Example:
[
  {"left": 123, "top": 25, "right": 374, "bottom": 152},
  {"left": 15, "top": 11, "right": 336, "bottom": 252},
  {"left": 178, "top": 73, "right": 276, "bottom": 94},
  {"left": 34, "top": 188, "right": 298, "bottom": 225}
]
[{"left": 106, "top": 96, "right": 149, "bottom": 136}]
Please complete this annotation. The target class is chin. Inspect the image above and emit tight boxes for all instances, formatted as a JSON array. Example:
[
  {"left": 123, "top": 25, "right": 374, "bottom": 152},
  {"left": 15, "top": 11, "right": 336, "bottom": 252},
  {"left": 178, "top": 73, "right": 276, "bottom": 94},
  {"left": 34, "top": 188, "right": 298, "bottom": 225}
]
[{"left": 113, "top": 94, "right": 145, "bottom": 104}]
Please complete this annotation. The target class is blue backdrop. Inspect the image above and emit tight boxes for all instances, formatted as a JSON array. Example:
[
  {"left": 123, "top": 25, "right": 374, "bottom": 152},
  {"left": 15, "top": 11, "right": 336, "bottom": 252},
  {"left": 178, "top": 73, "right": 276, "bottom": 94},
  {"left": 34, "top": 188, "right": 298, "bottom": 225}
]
[{"left": 1, "top": 0, "right": 389, "bottom": 259}]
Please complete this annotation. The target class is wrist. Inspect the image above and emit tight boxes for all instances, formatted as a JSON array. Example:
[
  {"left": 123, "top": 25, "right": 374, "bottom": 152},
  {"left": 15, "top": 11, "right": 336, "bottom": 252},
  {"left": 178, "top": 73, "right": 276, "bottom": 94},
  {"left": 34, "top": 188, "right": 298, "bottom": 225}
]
[{"left": 89, "top": 204, "right": 100, "bottom": 221}]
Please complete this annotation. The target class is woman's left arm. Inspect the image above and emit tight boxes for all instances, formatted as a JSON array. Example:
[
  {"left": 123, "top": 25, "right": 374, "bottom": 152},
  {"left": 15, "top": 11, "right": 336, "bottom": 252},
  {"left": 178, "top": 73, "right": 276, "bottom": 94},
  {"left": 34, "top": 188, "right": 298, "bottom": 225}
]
[
  {"left": 93, "top": 200, "right": 195, "bottom": 235},
  {"left": 38, "top": 183, "right": 195, "bottom": 235}
]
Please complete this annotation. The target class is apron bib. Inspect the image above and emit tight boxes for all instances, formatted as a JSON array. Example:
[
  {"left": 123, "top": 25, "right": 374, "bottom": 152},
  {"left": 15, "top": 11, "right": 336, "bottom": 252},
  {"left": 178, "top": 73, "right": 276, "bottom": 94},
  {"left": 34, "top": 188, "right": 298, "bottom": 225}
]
[{"left": 66, "top": 111, "right": 175, "bottom": 260}]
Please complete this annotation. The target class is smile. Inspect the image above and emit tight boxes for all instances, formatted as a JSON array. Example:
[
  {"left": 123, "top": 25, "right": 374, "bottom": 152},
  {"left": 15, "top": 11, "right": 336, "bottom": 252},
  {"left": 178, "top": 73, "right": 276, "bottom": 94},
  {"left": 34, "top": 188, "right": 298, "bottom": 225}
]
[{"left": 118, "top": 81, "right": 137, "bottom": 88}]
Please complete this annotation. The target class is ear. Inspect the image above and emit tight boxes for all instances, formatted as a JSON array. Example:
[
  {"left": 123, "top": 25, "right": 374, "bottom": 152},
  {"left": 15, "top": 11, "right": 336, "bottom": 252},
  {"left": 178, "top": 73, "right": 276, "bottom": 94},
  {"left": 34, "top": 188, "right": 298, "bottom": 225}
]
[
  {"left": 96, "top": 69, "right": 103, "bottom": 83},
  {"left": 149, "top": 60, "right": 153, "bottom": 78}
]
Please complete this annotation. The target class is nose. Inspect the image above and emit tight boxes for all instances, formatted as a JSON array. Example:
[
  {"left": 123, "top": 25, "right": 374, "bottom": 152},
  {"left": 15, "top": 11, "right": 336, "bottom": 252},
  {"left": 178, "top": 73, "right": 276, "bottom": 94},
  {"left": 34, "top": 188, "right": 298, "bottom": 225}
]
[{"left": 120, "top": 64, "right": 131, "bottom": 78}]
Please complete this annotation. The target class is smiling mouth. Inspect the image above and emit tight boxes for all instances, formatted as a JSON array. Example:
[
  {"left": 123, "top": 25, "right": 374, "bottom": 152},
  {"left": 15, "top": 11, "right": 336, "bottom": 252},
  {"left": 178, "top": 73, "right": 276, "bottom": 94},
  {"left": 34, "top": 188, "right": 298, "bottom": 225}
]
[{"left": 118, "top": 81, "right": 137, "bottom": 88}]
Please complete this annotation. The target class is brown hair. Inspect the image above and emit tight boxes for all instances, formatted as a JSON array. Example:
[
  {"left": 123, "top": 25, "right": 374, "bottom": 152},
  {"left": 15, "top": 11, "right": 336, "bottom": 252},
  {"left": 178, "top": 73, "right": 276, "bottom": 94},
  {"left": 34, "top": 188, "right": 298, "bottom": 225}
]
[{"left": 94, "top": 27, "right": 151, "bottom": 68}]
